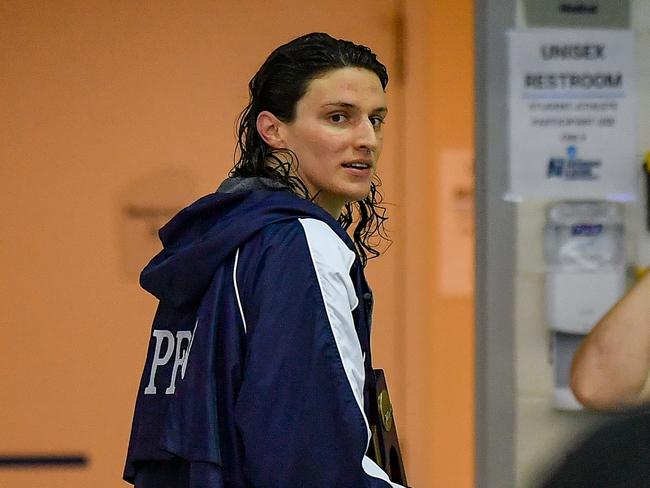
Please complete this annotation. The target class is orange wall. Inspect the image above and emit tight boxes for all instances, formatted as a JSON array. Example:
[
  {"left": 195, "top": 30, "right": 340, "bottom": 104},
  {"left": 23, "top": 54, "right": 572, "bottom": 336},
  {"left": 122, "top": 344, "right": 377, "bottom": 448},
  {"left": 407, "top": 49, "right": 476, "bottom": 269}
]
[
  {"left": 428, "top": 1, "right": 476, "bottom": 485},
  {"left": 399, "top": 1, "right": 475, "bottom": 486},
  {"left": 0, "top": 1, "right": 474, "bottom": 487}
]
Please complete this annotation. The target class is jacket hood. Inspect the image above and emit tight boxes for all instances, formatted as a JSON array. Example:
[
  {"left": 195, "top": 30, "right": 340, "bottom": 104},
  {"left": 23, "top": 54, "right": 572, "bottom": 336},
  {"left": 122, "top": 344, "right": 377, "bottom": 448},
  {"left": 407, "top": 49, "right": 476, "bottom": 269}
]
[{"left": 140, "top": 177, "right": 351, "bottom": 307}]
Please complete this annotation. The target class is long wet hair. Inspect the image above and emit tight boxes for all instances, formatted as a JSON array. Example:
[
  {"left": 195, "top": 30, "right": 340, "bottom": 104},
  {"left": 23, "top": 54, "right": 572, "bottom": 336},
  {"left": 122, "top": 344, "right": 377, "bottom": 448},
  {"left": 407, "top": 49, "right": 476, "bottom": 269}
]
[{"left": 230, "top": 32, "right": 389, "bottom": 266}]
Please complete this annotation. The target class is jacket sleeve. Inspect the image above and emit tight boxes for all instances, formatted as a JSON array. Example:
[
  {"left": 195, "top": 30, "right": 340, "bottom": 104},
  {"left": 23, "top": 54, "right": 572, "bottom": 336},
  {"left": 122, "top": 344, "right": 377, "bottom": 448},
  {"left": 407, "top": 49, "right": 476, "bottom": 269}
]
[{"left": 234, "top": 218, "right": 404, "bottom": 488}]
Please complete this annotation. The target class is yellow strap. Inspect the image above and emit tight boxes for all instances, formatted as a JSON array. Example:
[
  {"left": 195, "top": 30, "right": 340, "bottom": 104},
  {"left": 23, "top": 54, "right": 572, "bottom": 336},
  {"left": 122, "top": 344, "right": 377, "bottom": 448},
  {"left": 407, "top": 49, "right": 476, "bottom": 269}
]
[{"left": 635, "top": 266, "right": 650, "bottom": 280}]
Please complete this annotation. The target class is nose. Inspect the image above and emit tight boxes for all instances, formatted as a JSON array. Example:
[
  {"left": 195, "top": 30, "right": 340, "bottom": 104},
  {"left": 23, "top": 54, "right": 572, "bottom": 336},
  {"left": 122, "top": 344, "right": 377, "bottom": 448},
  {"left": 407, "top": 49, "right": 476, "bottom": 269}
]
[{"left": 355, "top": 119, "right": 378, "bottom": 153}]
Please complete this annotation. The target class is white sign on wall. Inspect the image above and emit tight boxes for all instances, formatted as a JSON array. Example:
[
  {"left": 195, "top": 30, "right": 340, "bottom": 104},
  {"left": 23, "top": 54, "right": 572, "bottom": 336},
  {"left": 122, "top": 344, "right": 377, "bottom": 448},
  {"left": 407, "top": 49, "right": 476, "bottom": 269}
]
[{"left": 507, "top": 29, "right": 637, "bottom": 201}]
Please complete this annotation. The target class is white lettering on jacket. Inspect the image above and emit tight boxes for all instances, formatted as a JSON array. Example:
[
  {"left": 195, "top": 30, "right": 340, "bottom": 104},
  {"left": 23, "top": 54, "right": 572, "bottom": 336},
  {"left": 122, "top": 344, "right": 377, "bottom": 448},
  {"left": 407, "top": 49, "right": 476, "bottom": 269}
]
[{"left": 143, "top": 319, "right": 198, "bottom": 395}]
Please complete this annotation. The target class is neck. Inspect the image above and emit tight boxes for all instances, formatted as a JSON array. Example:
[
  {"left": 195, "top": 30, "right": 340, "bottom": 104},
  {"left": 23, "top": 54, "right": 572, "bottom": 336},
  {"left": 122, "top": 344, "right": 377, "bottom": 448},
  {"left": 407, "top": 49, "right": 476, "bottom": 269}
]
[{"left": 311, "top": 193, "right": 343, "bottom": 219}]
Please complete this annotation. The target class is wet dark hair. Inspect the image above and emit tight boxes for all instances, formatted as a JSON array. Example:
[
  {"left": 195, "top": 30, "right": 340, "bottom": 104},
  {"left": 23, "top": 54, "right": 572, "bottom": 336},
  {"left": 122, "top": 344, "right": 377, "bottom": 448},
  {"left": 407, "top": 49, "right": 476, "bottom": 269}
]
[{"left": 230, "top": 32, "right": 389, "bottom": 266}]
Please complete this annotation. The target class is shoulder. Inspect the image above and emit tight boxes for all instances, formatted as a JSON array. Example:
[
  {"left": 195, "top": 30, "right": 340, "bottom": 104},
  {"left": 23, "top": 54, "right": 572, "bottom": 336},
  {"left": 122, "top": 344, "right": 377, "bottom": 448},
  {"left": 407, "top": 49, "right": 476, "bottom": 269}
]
[
  {"left": 297, "top": 218, "right": 356, "bottom": 274},
  {"left": 235, "top": 217, "right": 360, "bottom": 315},
  {"left": 297, "top": 218, "right": 359, "bottom": 311},
  {"left": 248, "top": 217, "right": 355, "bottom": 268},
  {"left": 239, "top": 217, "right": 357, "bottom": 293}
]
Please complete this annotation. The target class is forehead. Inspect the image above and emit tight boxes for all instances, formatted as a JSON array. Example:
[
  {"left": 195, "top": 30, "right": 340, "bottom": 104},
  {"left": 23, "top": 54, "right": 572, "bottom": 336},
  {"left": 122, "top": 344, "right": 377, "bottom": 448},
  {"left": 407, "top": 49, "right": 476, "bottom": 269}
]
[{"left": 300, "top": 67, "right": 386, "bottom": 110}]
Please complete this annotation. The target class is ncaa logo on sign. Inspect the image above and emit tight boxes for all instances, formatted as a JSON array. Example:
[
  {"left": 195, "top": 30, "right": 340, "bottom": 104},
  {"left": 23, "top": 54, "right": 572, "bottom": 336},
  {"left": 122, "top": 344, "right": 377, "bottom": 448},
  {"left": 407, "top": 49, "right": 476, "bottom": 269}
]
[{"left": 547, "top": 145, "right": 601, "bottom": 181}]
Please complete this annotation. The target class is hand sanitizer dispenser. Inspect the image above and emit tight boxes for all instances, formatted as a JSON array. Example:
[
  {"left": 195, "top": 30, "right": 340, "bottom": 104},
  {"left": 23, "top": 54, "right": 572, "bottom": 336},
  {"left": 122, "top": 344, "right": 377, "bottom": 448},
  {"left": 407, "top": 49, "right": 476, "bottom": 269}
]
[{"left": 544, "top": 201, "right": 625, "bottom": 410}]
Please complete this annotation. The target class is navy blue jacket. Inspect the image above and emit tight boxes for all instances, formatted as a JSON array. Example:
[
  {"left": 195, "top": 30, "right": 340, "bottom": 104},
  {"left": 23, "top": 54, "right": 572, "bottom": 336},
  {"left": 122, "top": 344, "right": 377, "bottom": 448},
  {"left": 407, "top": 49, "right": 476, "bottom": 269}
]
[{"left": 124, "top": 179, "right": 404, "bottom": 487}]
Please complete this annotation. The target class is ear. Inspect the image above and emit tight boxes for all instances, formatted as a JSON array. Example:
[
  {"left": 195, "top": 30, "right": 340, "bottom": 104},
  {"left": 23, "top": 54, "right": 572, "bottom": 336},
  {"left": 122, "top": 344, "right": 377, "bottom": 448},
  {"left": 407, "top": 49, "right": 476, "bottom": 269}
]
[{"left": 256, "top": 111, "right": 286, "bottom": 149}]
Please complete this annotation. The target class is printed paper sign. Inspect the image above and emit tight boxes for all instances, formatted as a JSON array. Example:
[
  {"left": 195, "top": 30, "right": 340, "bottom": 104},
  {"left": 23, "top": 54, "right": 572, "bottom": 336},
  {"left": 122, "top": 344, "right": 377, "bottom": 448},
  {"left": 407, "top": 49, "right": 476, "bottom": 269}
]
[{"left": 507, "top": 29, "right": 637, "bottom": 201}]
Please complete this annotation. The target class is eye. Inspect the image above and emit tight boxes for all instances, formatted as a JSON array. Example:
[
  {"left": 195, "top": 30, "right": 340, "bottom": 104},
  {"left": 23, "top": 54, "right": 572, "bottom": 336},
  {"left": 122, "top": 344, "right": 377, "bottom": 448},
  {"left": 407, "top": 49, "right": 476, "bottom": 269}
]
[
  {"left": 329, "top": 113, "right": 347, "bottom": 124},
  {"left": 370, "top": 115, "right": 385, "bottom": 128}
]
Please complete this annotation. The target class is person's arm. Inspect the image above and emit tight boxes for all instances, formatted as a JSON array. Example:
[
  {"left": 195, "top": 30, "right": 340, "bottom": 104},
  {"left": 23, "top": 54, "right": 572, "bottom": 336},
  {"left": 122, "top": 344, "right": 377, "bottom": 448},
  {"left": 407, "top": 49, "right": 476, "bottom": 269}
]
[
  {"left": 235, "top": 218, "right": 403, "bottom": 487},
  {"left": 571, "top": 272, "right": 650, "bottom": 411}
]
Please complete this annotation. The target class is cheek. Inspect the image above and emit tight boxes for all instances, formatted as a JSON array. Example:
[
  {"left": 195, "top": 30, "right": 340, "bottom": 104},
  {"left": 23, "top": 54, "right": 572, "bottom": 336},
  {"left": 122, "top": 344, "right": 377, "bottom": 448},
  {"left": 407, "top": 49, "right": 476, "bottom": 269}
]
[
  {"left": 300, "top": 132, "right": 346, "bottom": 160},
  {"left": 374, "top": 133, "right": 383, "bottom": 149}
]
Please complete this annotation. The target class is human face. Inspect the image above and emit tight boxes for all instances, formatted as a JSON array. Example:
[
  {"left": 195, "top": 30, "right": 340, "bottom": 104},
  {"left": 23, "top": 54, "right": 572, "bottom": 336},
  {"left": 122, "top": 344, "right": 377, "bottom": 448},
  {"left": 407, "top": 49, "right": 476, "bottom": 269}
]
[{"left": 279, "top": 67, "right": 387, "bottom": 217}]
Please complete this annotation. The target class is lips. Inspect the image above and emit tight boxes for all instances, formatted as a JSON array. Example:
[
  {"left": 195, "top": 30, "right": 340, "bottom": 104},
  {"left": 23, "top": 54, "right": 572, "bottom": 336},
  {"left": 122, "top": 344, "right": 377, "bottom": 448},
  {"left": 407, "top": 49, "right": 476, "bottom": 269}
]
[{"left": 342, "top": 160, "right": 372, "bottom": 169}]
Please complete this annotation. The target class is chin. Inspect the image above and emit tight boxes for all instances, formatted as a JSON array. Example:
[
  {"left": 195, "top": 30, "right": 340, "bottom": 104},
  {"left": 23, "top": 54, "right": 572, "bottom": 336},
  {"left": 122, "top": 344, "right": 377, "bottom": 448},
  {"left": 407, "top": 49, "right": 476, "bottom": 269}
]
[
  {"left": 354, "top": 182, "right": 373, "bottom": 200},
  {"left": 343, "top": 189, "right": 372, "bottom": 204}
]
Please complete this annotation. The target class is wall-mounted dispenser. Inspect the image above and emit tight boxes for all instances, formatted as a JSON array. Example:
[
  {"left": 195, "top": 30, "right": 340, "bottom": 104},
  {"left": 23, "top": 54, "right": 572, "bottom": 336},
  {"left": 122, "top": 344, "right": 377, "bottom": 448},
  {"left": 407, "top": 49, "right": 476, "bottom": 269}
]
[{"left": 544, "top": 201, "right": 626, "bottom": 410}]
